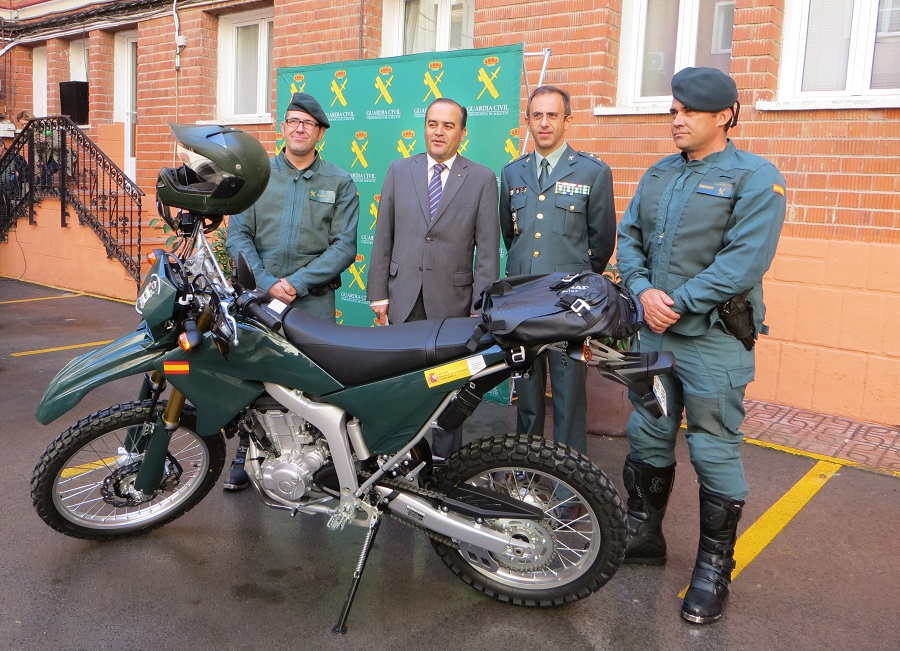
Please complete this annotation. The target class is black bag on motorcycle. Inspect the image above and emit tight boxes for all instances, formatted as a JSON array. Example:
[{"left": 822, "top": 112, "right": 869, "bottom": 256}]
[{"left": 467, "top": 271, "right": 645, "bottom": 349}]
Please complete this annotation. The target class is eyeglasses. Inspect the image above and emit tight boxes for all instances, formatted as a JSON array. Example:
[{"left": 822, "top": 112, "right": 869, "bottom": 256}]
[
  {"left": 284, "top": 117, "right": 320, "bottom": 131},
  {"left": 528, "top": 112, "right": 568, "bottom": 122}
]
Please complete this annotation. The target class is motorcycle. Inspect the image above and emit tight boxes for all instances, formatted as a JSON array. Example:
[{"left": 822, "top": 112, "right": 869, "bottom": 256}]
[{"left": 30, "top": 125, "right": 674, "bottom": 633}]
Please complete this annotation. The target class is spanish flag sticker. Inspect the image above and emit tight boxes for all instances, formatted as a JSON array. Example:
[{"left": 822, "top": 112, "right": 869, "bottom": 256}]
[
  {"left": 163, "top": 361, "right": 190, "bottom": 375},
  {"left": 773, "top": 184, "right": 785, "bottom": 196}
]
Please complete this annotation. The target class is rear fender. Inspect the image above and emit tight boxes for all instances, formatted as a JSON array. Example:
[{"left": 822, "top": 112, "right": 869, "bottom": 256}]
[{"left": 35, "top": 327, "right": 166, "bottom": 425}]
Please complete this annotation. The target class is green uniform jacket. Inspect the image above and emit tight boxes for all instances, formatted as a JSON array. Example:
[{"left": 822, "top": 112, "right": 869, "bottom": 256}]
[
  {"left": 226, "top": 150, "right": 359, "bottom": 298},
  {"left": 616, "top": 140, "right": 786, "bottom": 336},
  {"left": 499, "top": 144, "right": 616, "bottom": 276}
]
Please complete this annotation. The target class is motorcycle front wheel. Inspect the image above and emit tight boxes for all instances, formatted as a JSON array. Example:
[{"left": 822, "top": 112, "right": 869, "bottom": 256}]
[
  {"left": 430, "top": 433, "right": 626, "bottom": 606},
  {"left": 31, "top": 400, "right": 226, "bottom": 540}
]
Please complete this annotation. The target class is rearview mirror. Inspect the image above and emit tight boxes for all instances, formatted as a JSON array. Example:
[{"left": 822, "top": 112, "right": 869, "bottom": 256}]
[{"left": 236, "top": 253, "right": 256, "bottom": 291}]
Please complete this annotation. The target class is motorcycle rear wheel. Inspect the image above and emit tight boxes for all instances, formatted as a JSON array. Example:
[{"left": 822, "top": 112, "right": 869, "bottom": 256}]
[
  {"left": 430, "top": 433, "right": 626, "bottom": 606},
  {"left": 31, "top": 401, "right": 225, "bottom": 540}
]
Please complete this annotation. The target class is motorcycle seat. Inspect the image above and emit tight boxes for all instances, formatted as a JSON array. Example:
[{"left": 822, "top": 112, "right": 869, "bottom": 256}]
[{"left": 280, "top": 309, "right": 497, "bottom": 386}]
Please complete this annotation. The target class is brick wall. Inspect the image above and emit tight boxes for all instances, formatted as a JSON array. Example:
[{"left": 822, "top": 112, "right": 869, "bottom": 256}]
[
  {"left": 2, "top": 0, "right": 898, "bottom": 425},
  {"left": 44, "top": 38, "right": 68, "bottom": 116},
  {"left": 88, "top": 30, "right": 115, "bottom": 126}
]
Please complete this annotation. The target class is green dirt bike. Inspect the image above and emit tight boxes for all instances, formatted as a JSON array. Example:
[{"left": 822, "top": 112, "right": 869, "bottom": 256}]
[{"left": 30, "top": 125, "right": 674, "bottom": 633}]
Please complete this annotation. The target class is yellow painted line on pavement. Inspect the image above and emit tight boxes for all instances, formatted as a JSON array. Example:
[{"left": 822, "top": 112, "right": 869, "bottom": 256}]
[
  {"left": 61, "top": 457, "right": 118, "bottom": 478},
  {"left": 745, "top": 437, "right": 900, "bottom": 479},
  {"left": 12, "top": 340, "right": 113, "bottom": 357},
  {"left": 678, "top": 459, "right": 842, "bottom": 598},
  {"left": 0, "top": 293, "right": 83, "bottom": 304}
]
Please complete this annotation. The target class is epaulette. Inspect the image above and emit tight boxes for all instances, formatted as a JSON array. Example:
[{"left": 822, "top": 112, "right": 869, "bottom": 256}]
[
  {"left": 503, "top": 151, "right": 532, "bottom": 168},
  {"left": 577, "top": 151, "right": 605, "bottom": 165}
]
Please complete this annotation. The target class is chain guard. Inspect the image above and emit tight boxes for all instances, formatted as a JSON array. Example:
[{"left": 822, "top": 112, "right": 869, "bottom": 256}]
[{"left": 373, "top": 473, "right": 556, "bottom": 573}]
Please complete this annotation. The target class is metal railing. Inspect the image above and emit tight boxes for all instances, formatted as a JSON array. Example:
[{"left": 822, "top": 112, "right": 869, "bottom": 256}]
[{"left": 0, "top": 116, "right": 143, "bottom": 284}]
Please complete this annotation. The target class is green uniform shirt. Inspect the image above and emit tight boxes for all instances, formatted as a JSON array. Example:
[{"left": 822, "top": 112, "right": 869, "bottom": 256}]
[
  {"left": 226, "top": 150, "right": 359, "bottom": 299},
  {"left": 617, "top": 140, "right": 786, "bottom": 336}
]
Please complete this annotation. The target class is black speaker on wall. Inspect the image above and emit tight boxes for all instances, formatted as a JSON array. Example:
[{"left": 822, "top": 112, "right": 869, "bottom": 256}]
[{"left": 59, "top": 81, "right": 89, "bottom": 125}]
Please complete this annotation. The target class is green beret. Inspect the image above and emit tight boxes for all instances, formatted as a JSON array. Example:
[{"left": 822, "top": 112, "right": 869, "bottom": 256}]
[
  {"left": 671, "top": 67, "right": 738, "bottom": 112},
  {"left": 286, "top": 92, "right": 330, "bottom": 129}
]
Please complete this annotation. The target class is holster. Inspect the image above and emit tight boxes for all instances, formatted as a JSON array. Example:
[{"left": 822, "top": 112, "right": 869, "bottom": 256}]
[
  {"left": 309, "top": 277, "right": 342, "bottom": 296},
  {"left": 716, "top": 291, "right": 756, "bottom": 351}
]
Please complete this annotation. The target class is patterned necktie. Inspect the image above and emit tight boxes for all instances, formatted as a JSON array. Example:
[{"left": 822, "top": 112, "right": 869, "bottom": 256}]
[
  {"left": 538, "top": 158, "right": 549, "bottom": 188},
  {"left": 428, "top": 162, "right": 446, "bottom": 220}
]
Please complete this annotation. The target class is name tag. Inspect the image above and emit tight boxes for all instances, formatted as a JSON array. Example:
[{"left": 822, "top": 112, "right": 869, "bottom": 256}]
[
  {"left": 309, "top": 189, "right": 336, "bottom": 203},
  {"left": 696, "top": 182, "right": 733, "bottom": 198}
]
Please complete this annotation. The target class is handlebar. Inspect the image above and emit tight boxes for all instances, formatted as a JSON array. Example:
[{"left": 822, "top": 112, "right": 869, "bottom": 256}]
[{"left": 235, "top": 291, "right": 283, "bottom": 333}]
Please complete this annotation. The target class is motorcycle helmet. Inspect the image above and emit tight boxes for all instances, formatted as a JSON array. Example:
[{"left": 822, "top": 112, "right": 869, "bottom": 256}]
[{"left": 156, "top": 123, "right": 270, "bottom": 222}]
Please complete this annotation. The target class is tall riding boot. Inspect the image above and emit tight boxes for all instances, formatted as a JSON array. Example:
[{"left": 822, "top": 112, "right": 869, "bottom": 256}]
[
  {"left": 223, "top": 433, "right": 250, "bottom": 491},
  {"left": 681, "top": 486, "right": 744, "bottom": 624},
  {"left": 622, "top": 456, "right": 675, "bottom": 565}
]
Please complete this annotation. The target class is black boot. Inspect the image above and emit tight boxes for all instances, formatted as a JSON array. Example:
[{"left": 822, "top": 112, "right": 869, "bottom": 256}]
[
  {"left": 681, "top": 486, "right": 744, "bottom": 624},
  {"left": 622, "top": 456, "right": 675, "bottom": 565},
  {"left": 223, "top": 434, "right": 250, "bottom": 492}
]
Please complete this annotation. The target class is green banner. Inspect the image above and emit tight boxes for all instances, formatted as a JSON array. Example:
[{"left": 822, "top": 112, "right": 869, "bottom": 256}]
[{"left": 276, "top": 44, "right": 523, "bottom": 404}]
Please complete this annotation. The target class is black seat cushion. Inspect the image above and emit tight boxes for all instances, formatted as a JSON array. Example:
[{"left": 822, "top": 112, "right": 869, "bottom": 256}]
[{"left": 280, "top": 310, "right": 496, "bottom": 386}]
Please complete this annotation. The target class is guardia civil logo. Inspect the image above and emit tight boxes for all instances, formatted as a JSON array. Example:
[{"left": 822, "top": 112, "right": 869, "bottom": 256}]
[
  {"left": 368, "top": 194, "right": 380, "bottom": 231},
  {"left": 289, "top": 73, "right": 306, "bottom": 95},
  {"left": 351, "top": 131, "right": 369, "bottom": 169},
  {"left": 477, "top": 56, "right": 501, "bottom": 100},
  {"left": 397, "top": 129, "right": 416, "bottom": 159},
  {"left": 423, "top": 61, "right": 444, "bottom": 101},
  {"left": 375, "top": 66, "right": 393, "bottom": 105},
  {"left": 331, "top": 70, "right": 349, "bottom": 107}
]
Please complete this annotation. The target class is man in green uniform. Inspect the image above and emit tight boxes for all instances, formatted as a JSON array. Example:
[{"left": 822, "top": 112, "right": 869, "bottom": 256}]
[
  {"left": 616, "top": 67, "right": 786, "bottom": 624},
  {"left": 499, "top": 85, "right": 616, "bottom": 459},
  {"left": 224, "top": 92, "right": 360, "bottom": 489}
]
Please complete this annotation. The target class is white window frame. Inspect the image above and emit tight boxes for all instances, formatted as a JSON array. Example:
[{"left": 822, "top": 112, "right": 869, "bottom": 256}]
[
  {"left": 32, "top": 45, "right": 48, "bottom": 118},
  {"left": 759, "top": 0, "right": 900, "bottom": 111},
  {"left": 597, "top": 0, "right": 733, "bottom": 116},
  {"left": 69, "top": 38, "right": 88, "bottom": 81},
  {"left": 217, "top": 8, "right": 274, "bottom": 123},
  {"left": 381, "top": 0, "right": 475, "bottom": 57},
  {"left": 711, "top": 1, "right": 734, "bottom": 54}
]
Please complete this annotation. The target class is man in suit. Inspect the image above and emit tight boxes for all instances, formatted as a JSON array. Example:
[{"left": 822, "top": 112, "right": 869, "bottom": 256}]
[
  {"left": 368, "top": 97, "right": 500, "bottom": 457},
  {"left": 499, "top": 85, "right": 616, "bottom": 456}
]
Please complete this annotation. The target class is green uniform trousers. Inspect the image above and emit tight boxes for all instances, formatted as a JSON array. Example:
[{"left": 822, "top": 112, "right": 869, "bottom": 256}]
[
  {"left": 516, "top": 347, "right": 587, "bottom": 454},
  {"left": 626, "top": 325, "right": 754, "bottom": 500}
]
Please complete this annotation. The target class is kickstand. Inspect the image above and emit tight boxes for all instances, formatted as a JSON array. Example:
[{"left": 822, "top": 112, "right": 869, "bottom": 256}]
[{"left": 332, "top": 511, "right": 382, "bottom": 635}]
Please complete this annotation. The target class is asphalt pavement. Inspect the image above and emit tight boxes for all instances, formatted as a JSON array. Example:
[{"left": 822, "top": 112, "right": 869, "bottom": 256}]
[{"left": 1, "top": 276, "right": 897, "bottom": 651}]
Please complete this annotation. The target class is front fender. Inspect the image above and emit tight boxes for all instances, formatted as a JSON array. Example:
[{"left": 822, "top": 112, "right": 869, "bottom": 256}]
[{"left": 35, "top": 327, "right": 165, "bottom": 424}]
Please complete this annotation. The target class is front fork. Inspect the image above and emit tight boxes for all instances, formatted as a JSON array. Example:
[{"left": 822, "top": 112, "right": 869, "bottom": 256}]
[{"left": 131, "top": 310, "right": 211, "bottom": 495}]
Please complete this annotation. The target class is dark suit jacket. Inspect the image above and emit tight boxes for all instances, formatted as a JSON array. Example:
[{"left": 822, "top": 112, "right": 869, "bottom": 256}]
[
  {"left": 499, "top": 144, "right": 615, "bottom": 276},
  {"left": 367, "top": 153, "right": 500, "bottom": 323}
]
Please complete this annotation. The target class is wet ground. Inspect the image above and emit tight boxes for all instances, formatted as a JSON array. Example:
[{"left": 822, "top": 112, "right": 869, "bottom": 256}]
[{"left": 1, "top": 276, "right": 897, "bottom": 651}]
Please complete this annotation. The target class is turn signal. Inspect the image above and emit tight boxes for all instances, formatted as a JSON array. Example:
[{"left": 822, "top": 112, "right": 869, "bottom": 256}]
[
  {"left": 178, "top": 320, "right": 203, "bottom": 351},
  {"left": 147, "top": 251, "right": 158, "bottom": 264}
]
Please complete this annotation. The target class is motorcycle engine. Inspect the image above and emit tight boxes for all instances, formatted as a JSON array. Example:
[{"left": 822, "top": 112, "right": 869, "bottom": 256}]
[{"left": 244, "top": 399, "right": 330, "bottom": 505}]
